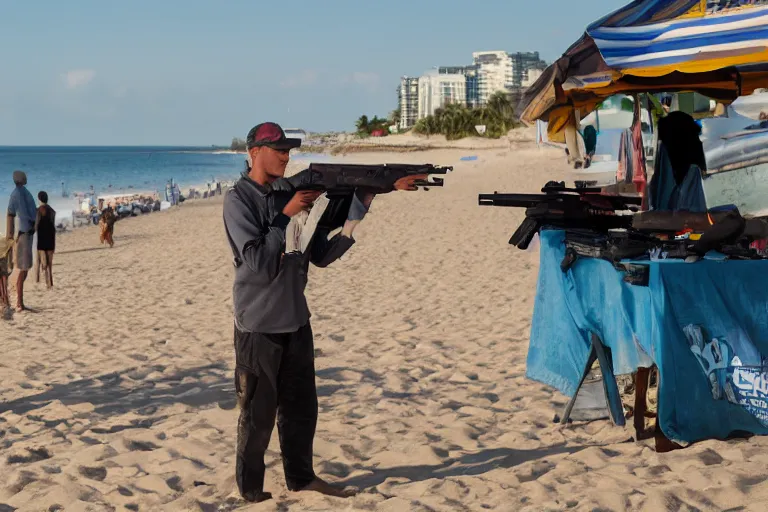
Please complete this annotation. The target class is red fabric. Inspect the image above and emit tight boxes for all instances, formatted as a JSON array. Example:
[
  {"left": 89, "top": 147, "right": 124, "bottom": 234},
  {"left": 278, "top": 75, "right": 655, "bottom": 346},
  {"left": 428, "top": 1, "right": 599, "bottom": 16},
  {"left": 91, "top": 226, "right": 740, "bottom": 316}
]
[
  {"left": 630, "top": 96, "right": 649, "bottom": 210},
  {"left": 617, "top": 133, "right": 627, "bottom": 182}
]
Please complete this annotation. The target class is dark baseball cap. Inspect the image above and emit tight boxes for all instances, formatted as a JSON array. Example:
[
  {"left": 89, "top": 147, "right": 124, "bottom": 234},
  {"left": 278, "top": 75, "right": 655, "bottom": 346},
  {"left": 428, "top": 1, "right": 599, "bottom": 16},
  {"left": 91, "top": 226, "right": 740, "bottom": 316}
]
[{"left": 246, "top": 122, "right": 302, "bottom": 150}]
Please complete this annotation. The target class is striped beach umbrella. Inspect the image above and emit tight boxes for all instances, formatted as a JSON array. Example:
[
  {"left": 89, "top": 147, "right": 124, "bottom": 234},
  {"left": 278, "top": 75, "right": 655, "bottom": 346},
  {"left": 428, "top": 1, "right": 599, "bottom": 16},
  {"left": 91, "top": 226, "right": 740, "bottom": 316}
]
[{"left": 520, "top": 0, "right": 768, "bottom": 140}]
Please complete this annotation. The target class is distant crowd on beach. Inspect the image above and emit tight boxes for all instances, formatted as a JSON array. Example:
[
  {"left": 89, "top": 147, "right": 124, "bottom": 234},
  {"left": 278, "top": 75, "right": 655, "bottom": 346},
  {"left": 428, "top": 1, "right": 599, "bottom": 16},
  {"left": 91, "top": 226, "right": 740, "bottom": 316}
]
[{"left": 2, "top": 171, "right": 232, "bottom": 315}]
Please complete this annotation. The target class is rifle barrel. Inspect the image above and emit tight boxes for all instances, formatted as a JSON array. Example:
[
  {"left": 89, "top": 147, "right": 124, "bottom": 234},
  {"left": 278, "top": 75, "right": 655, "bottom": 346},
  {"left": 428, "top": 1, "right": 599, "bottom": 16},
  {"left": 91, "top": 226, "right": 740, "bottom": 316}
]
[{"left": 478, "top": 193, "right": 552, "bottom": 207}]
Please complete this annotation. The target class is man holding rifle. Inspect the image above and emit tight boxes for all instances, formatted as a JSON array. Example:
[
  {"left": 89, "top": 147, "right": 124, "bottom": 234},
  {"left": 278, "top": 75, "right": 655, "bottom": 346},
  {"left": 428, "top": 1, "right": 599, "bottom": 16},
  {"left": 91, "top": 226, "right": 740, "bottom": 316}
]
[{"left": 223, "top": 122, "right": 425, "bottom": 502}]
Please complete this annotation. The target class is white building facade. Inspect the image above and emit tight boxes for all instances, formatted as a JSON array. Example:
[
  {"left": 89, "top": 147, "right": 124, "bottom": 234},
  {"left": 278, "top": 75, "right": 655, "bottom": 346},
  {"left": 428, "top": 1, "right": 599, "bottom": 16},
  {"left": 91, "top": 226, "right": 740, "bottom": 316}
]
[
  {"left": 398, "top": 76, "right": 420, "bottom": 130},
  {"left": 472, "top": 51, "right": 513, "bottom": 105},
  {"left": 417, "top": 71, "right": 466, "bottom": 119},
  {"left": 521, "top": 67, "right": 544, "bottom": 88}
]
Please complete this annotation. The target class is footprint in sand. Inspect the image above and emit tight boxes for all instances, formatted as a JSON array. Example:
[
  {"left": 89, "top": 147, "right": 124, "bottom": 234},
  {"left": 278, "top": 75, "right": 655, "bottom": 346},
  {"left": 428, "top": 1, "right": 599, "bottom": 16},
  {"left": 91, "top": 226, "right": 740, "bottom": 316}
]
[
  {"left": 42, "top": 465, "right": 61, "bottom": 474},
  {"left": 166, "top": 476, "right": 183, "bottom": 492},
  {"left": 517, "top": 460, "right": 555, "bottom": 483},
  {"left": 125, "top": 440, "right": 159, "bottom": 452},
  {"left": 7, "top": 447, "right": 52, "bottom": 464},
  {"left": 698, "top": 448, "right": 724, "bottom": 466},
  {"left": 117, "top": 486, "right": 134, "bottom": 497},
  {"left": 78, "top": 466, "right": 107, "bottom": 481},
  {"left": 8, "top": 470, "right": 37, "bottom": 493},
  {"left": 23, "top": 362, "right": 45, "bottom": 379}
]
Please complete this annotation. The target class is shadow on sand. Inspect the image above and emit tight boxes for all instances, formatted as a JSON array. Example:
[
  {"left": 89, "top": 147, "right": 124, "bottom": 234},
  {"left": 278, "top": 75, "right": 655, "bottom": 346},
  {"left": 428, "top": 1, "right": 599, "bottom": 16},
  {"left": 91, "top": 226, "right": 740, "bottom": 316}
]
[
  {"left": 338, "top": 444, "right": 590, "bottom": 489},
  {"left": 0, "top": 362, "right": 236, "bottom": 422},
  {"left": 56, "top": 242, "right": 132, "bottom": 256},
  {"left": 2, "top": 362, "right": 601, "bottom": 492}
]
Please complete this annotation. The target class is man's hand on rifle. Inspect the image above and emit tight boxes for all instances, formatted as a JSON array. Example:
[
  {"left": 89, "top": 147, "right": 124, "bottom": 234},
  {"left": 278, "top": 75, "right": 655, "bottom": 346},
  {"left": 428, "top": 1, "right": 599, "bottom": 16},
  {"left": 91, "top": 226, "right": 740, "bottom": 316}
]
[
  {"left": 394, "top": 174, "right": 428, "bottom": 192},
  {"left": 283, "top": 190, "right": 323, "bottom": 217}
]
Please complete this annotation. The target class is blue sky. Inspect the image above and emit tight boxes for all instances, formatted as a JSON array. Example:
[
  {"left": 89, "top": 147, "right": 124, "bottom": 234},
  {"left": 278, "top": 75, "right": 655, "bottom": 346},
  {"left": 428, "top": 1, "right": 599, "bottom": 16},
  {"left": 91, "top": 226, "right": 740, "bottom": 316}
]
[{"left": 0, "top": 0, "right": 624, "bottom": 145}]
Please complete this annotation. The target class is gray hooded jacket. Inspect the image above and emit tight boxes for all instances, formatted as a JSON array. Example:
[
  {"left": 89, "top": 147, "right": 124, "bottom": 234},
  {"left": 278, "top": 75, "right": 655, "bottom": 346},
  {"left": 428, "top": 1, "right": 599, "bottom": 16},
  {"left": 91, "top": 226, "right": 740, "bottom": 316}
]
[{"left": 223, "top": 172, "right": 355, "bottom": 333}]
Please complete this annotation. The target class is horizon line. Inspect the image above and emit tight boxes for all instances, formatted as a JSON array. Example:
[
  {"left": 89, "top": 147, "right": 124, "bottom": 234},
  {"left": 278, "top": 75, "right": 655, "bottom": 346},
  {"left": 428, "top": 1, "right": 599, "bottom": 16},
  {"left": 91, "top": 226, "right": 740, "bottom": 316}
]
[{"left": 0, "top": 144, "right": 232, "bottom": 148}]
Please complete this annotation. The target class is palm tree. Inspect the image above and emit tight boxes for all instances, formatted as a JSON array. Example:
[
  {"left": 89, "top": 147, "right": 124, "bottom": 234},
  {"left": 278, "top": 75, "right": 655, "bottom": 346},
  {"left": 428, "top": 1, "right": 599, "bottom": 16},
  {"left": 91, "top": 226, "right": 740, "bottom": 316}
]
[
  {"left": 370, "top": 115, "right": 386, "bottom": 131},
  {"left": 486, "top": 91, "right": 517, "bottom": 134},
  {"left": 355, "top": 115, "right": 369, "bottom": 134},
  {"left": 413, "top": 115, "right": 441, "bottom": 137},
  {"left": 440, "top": 103, "right": 472, "bottom": 140},
  {"left": 389, "top": 109, "right": 401, "bottom": 127}
]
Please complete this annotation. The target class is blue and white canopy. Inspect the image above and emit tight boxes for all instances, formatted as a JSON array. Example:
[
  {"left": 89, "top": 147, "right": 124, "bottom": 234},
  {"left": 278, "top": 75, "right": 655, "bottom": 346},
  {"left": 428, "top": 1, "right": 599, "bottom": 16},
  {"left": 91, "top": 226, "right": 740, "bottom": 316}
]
[
  {"left": 520, "top": 0, "right": 768, "bottom": 134},
  {"left": 588, "top": 0, "right": 768, "bottom": 79}
]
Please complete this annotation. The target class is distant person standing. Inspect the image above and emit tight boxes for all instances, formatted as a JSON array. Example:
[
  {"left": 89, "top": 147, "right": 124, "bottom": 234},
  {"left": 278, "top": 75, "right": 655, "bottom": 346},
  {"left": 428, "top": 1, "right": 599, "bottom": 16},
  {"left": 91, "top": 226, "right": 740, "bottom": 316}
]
[
  {"left": 173, "top": 182, "right": 181, "bottom": 205},
  {"left": 6, "top": 171, "right": 37, "bottom": 312},
  {"left": 34, "top": 191, "right": 56, "bottom": 289}
]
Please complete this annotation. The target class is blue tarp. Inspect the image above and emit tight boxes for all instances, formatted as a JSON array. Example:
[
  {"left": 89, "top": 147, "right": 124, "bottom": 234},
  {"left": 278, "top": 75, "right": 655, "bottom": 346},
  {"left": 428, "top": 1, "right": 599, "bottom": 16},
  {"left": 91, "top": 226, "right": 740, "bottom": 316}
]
[{"left": 528, "top": 229, "right": 768, "bottom": 444}]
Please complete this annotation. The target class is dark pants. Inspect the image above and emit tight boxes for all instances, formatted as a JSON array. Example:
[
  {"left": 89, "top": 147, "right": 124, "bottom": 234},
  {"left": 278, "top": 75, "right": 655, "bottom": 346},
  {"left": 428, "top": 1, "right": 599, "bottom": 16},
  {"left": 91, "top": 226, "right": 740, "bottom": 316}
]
[{"left": 234, "top": 322, "right": 318, "bottom": 497}]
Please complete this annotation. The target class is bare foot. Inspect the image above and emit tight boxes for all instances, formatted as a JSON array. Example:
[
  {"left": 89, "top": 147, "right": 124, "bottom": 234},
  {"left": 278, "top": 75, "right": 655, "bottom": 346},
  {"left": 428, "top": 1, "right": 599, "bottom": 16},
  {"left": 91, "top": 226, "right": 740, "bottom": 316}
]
[
  {"left": 298, "top": 477, "right": 356, "bottom": 498},
  {"left": 15, "top": 304, "right": 25, "bottom": 313}
]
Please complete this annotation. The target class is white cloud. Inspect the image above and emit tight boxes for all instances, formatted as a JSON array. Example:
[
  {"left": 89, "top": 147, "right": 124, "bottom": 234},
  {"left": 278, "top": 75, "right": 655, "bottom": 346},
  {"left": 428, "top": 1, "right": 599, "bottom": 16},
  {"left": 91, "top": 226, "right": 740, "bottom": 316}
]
[
  {"left": 337, "top": 71, "right": 380, "bottom": 93},
  {"left": 280, "top": 70, "right": 318, "bottom": 88},
  {"left": 351, "top": 72, "right": 379, "bottom": 88},
  {"left": 62, "top": 69, "right": 96, "bottom": 89}
]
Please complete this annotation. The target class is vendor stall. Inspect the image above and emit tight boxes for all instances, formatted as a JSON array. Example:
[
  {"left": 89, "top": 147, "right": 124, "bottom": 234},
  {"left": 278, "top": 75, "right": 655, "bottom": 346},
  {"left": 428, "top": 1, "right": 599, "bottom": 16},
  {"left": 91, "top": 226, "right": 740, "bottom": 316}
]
[
  {"left": 529, "top": 228, "right": 768, "bottom": 446},
  {"left": 483, "top": 0, "right": 768, "bottom": 451}
]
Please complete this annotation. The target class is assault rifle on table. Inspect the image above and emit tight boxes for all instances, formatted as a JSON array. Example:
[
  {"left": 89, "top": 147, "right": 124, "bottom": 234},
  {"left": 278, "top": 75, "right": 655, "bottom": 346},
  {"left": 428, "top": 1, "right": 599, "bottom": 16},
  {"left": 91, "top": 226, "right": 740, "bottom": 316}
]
[
  {"left": 559, "top": 229, "right": 692, "bottom": 284},
  {"left": 478, "top": 182, "right": 641, "bottom": 249},
  {"left": 277, "top": 163, "right": 452, "bottom": 232}
]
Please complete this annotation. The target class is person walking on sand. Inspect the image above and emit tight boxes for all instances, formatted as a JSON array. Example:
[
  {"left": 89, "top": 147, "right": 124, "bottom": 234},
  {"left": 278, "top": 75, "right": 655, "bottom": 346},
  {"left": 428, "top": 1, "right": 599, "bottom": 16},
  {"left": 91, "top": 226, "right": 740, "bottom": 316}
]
[
  {"left": 34, "top": 191, "right": 56, "bottom": 289},
  {"left": 6, "top": 171, "right": 37, "bottom": 312},
  {"left": 99, "top": 206, "right": 116, "bottom": 247},
  {"left": 222, "top": 122, "right": 427, "bottom": 503}
]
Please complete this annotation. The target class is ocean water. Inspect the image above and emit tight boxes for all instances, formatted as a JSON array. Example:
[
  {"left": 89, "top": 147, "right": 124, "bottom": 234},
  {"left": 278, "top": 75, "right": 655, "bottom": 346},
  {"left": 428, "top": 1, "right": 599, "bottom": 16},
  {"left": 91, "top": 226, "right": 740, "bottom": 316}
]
[{"left": 0, "top": 146, "right": 321, "bottom": 231}]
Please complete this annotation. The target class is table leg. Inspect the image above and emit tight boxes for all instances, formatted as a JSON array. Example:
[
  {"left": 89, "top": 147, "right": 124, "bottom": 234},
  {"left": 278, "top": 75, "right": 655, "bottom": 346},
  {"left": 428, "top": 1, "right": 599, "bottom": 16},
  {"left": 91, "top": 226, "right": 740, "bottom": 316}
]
[
  {"left": 650, "top": 367, "right": 683, "bottom": 452},
  {"left": 634, "top": 366, "right": 652, "bottom": 440},
  {"left": 654, "top": 420, "right": 683, "bottom": 452},
  {"left": 592, "top": 334, "right": 625, "bottom": 427},
  {"left": 560, "top": 345, "right": 598, "bottom": 425}
]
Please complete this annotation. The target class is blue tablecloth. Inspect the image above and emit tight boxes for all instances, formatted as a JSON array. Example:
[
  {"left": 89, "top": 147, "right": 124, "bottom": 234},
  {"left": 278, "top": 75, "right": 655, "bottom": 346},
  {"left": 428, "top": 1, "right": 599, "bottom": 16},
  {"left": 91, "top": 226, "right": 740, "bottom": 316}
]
[{"left": 528, "top": 229, "right": 768, "bottom": 444}]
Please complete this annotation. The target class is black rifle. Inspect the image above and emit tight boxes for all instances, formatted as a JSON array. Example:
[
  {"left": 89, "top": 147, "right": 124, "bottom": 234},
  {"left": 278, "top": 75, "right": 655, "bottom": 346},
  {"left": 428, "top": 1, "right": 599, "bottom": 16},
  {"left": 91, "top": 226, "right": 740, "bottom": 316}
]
[
  {"left": 560, "top": 228, "right": 690, "bottom": 284},
  {"left": 478, "top": 183, "right": 641, "bottom": 249},
  {"left": 271, "top": 163, "right": 451, "bottom": 233},
  {"left": 288, "top": 163, "right": 451, "bottom": 195}
]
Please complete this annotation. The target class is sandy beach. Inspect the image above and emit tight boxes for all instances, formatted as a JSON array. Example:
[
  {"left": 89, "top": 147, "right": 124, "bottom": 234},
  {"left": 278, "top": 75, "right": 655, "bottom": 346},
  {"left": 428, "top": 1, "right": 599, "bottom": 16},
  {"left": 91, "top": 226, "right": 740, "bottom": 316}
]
[{"left": 2, "top": 137, "right": 768, "bottom": 512}]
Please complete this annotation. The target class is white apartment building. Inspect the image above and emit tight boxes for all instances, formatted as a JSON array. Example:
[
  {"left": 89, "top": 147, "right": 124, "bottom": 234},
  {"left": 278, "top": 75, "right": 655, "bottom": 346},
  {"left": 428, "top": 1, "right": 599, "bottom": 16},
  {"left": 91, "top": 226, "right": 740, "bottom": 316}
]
[
  {"left": 398, "top": 76, "right": 419, "bottom": 130},
  {"left": 417, "top": 71, "right": 466, "bottom": 119},
  {"left": 472, "top": 51, "right": 513, "bottom": 105},
  {"left": 522, "top": 67, "right": 544, "bottom": 88}
]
